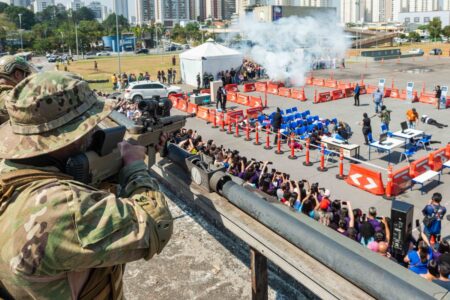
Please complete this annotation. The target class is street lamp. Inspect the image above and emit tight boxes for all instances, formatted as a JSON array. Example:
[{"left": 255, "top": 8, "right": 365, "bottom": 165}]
[
  {"left": 18, "top": 13, "right": 23, "bottom": 52},
  {"left": 113, "top": 0, "right": 121, "bottom": 75}
]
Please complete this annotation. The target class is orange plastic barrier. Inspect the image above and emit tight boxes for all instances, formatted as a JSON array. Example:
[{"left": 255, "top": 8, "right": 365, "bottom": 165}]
[
  {"left": 366, "top": 85, "right": 378, "bottom": 94},
  {"left": 409, "top": 155, "right": 432, "bottom": 178},
  {"left": 343, "top": 87, "right": 354, "bottom": 97},
  {"left": 246, "top": 106, "right": 264, "bottom": 119},
  {"left": 196, "top": 106, "right": 209, "bottom": 121},
  {"left": 428, "top": 147, "right": 448, "bottom": 171},
  {"left": 224, "top": 84, "right": 238, "bottom": 92},
  {"left": 169, "top": 96, "right": 178, "bottom": 108},
  {"left": 306, "top": 77, "right": 313, "bottom": 85},
  {"left": 316, "top": 91, "right": 331, "bottom": 103},
  {"left": 226, "top": 110, "right": 244, "bottom": 124},
  {"left": 249, "top": 96, "right": 263, "bottom": 108},
  {"left": 331, "top": 89, "right": 344, "bottom": 100},
  {"left": 200, "top": 89, "right": 210, "bottom": 94},
  {"left": 359, "top": 85, "right": 367, "bottom": 95},
  {"left": 187, "top": 102, "right": 198, "bottom": 114},
  {"left": 419, "top": 92, "right": 436, "bottom": 104},
  {"left": 177, "top": 98, "right": 188, "bottom": 111},
  {"left": 227, "top": 92, "right": 237, "bottom": 102},
  {"left": 390, "top": 88, "right": 400, "bottom": 98},
  {"left": 345, "top": 164, "right": 385, "bottom": 195},
  {"left": 312, "top": 78, "right": 325, "bottom": 86},
  {"left": 337, "top": 81, "right": 351, "bottom": 89},
  {"left": 446, "top": 144, "right": 450, "bottom": 158},
  {"left": 243, "top": 83, "right": 256, "bottom": 92},
  {"left": 291, "top": 89, "right": 307, "bottom": 101},
  {"left": 255, "top": 82, "right": 267, "bottom": 92},
  {"left": 237, "top": 93, "right": 250, "bottom": 106},
  {"left": 267, "top": 83, "right": 280, "bottom": 94},
  {"left": 324, "top": 80, "right": 337, "bottom": 88},
  {"left": 384, "top": 88, "right": 391, "bottom": 97},
  {"left": 278, "top": 87, "right": 291, "bottom": 97},
  {"left": 391, "top": 166, "right": 412, "bottom": 196}
]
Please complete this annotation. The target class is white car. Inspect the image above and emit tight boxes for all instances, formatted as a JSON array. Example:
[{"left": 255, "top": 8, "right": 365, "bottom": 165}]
[
  {"left": 124, "top": 81, "right": 183, "bottom": 102},
  {"left": 408, "top": 48, "right": 424, "bottom": 55},
  {"left": 96, "top": 51, "right": 111, "bottom": 57}
]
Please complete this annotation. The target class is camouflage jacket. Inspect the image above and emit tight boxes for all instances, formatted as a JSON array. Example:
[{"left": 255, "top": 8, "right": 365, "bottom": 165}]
[
  {"left": 0, "top": 84, "right": 13, "bottom": 124},
  {"left": 0, "top": 159, "right": 173, "bottom": 299}
]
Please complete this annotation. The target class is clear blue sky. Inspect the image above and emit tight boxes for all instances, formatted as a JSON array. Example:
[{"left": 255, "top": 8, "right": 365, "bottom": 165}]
[{"left": 55, "top": 0, "right": 136, "bottom": 19}]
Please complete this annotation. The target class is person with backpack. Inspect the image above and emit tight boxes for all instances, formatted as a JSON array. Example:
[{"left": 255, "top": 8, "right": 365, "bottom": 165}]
[{"left": 422, "top": 193, "right": 447, "bottom": 247}]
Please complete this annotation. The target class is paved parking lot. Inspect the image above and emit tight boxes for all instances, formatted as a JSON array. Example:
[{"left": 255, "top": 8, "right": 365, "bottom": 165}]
[{"left": 180, "top": 56, "right": 450, "bottom": 239}]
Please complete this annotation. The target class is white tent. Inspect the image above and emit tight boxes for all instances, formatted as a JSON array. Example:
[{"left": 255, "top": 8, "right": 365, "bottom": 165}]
[{"left": 179, "top": 39, "right": 243, "bottom": 87}]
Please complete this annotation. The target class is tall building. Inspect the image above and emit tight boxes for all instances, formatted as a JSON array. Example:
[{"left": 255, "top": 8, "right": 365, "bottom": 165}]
[
  {"left": 190, "top": 0, "right": 206, "bottom": 20},
  {"left": 205, "top": 0, "right": 223, "bottom": 19},
  {"left": 9, "top": 0, "right": 31, "bottom": 7},
  {"left": 136, "top": 0, "right": 155, "bottom": 24},
  {"left": 114, "top": 0, "right": 129, "bottom": 19},
  {"left": 87, "top": 1, "right": 106, "bottom": 21},
  {"left": 444, "top": 0, "right": 450, "bottom": 10},
  {"left": 154, "top": 0, "right": 190, "bottom": 25},
  {"left": 69, "top": 0, "right": 85, "bottom": 11},
  {"left": 223, "top": 0, "right": 236, "bottom": 18},
  {"left": 33, "top": 0, "right": 55, "bottom": 12},
  {"left": 340, "top": 0, "right": 365, "bottom": 23}
]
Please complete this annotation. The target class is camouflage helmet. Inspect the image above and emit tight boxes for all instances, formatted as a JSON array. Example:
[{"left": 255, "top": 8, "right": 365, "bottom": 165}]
[
  {"left": 0, "top": 71, "right": 114, "bottom": 159},
  {"left": 0, "top": 55, "right": 36, "bottom": 84}
]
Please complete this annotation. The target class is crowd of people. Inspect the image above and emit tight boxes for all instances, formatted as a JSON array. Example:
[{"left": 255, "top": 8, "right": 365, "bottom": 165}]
[
  {"left": 170, "top": 127, "right": 450, "bottom": 287},
  {"left": 110, "top": 68, "right": 178, "bottom": 91}
]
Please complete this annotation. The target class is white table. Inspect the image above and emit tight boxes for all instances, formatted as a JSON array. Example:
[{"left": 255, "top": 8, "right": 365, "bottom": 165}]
[
  {"left": 392, "top": 129, "right": 424, "bottom": 148},
  {"left": 368, "top": 138, "right": 405, "bottom": 163},
  {"left": 443, "top": 160, "right": 450, "bottom": 173},
  {"left": 321, "top": 136, "right": 360, "bottom": 158},
  {"left": 411, "top": 170, "right": 441, "bottom": 194}
]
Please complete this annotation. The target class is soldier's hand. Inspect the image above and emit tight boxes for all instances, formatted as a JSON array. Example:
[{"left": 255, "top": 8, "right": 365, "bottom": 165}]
[
  {"left": 119, "top": 141, "right": 146, "bottom": 166},
  {"left": 156, "top": 132, "right": 170, "bottom": 153}
]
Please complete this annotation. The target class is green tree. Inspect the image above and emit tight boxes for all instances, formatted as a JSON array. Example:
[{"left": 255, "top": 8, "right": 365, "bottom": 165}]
[
  {"left": 5, "top": 6, "right": 35, "bottom": 30},
  {"left": 427, "top": 17, "right": 442, "bottom": 40},
  {"left": 35, "top": 5, "right": 68, "bottom": 27},
  {"left": 0, "top": 3, "right": 8, "bottom": 13},
  {"left": 77, "top": 20, "right": 103, "bottom": 48},
  {"left": 102, "top": 13, "right": 129, "bottom": 36},
  {"left": 72, "top": 7, "right": 96, "bottom": 22},
  {"left": 443, "top": 25, "right": 450, "bottom": 38},
  {"left": 408, "top": 31, "right": 421, "bottom": 42}
]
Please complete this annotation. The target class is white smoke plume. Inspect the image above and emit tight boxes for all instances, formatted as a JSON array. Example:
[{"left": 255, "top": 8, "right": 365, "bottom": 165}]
[{"left": 233, "top": 13, "right": 349, "bottom": 86}]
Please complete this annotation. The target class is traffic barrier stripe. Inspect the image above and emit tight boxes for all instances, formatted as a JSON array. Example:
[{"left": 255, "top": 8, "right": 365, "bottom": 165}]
[
  {"left": 196, "top": 106, "right": 209, "bottom": 121},
  {"left": 409, "top": 155, "right": 431, "bottom": 178},
  {"left": 243, "top": 83, "right": 256, "bottom": 92},
  {"left": 224, "top": 84, "right": 238, "bottom": 93},
  {"left": 331, "top": 89, "right": 344, "bottom": 100},
  {"left": 227, "top": 92, "right": 237, "bottom": 102},
  {"left": 249, "top": 96, "right": 263, "bottom": 108},
  {"left": 237, "top": 93, "right": 250, "bottom": 105},
  {"left": 187, "top": 102, "right": 198, "bottom": 114},
  {"left": 345, "top": 164, "right": 385, "bottom": 195},
  {"left": 318, "top": 92, "right": 332, "bottom": 103},
  {"left": 255, "top": 82, "right": 267, "bottom": 92},
  {"left": 391, "top": 166, "right": 412, "bottom": 196}
]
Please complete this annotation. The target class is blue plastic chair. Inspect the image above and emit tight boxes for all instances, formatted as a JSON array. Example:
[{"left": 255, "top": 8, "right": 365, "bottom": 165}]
[
  {"left": 286, "top": 108, "right": 292, "bottom": 115},
  {"left": 291, "top": 107, "right": 298, "bottom": 113},
  {"left": 280, "top": 109, "right": 285, "bottom": 115},
  {"left": 290, "top": 121, "right": 297, "bottom": 129},
  {"left": 304, "top": 110, "right": 311, "bottom": 116},
  {"left": 381, "top": 124, "right": 388, "bottom": 133},
  {"left": 317, "top": 123, "right": 323, "bottom": 130},
  {"left": 282, "top": 116, "right": 288, "bottom": 123},
  {"left": 294, "top": 113, "right": 301, "bottom": 120},
  {"left": 399, "top": 145, "right": 417, "bottom": 163},
  {"left": 257, "top": 115, "right": 265, "bottom": 124},
  {"left": 417, "top": 134, "right": 432, "bottom": 150},
  {"left": 313, "top": 116, "right": 320, "bottom": 122},
  {"left": 307, "top": 124, "right": 315, "bottom": 132},
  {"left": 331, "top": 118, "right": 338, "bottom": 124}
]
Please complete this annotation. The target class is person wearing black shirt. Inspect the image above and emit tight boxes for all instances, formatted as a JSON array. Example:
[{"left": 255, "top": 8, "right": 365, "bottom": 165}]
[
  {"left": 361, "top": 113, "right": 372, "bottom": 145},
  {"left": 272, "top": 107, "right": 282, "bottom": 145},
  {"left": 216, "top": 87, "right": 223, "bottom": 110},
  {"left": 421, "top": 115, "right": 448, "bottom": 128}
]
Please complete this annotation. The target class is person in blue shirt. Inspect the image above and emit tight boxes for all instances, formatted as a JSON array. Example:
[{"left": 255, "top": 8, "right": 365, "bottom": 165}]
[
  {"left": 354, "top": 83, "right": 361, "bottom": 106},
  {"left": 422, "top": 193, "right": 447, "bottom": 247},
  {"left": 372, "top": 88, "right": 383, "bottom": 113},
  {"left": 404, "top": 241, "right": 433, "bottom": 275}
]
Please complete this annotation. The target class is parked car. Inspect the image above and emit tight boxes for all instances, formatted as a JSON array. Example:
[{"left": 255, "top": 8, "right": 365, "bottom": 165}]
[
  {"left": 408, "top": 48, "right": 424, "bottom": 55},
  {"left": 96, "top": 51, "right": 111, "bottom": 57},
  {"left": 47, "top": 55, "right": 59, "bottom": 63},
  {"left": 124, "top": 81, "right": 182, "bottom": 102},
  {"left": 135, "top": 48, "right": 149, "bottom": 54},
  {"left": 429, "top": 48, "right": 442, "bottom": 55}
]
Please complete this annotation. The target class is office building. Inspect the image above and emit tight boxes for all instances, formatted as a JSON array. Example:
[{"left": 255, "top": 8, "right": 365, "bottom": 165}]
[
  {"left": 69, "top": 0, "right": 84, "bottom": 11},
  {"left": 135, "top": 0, "right": 155, "bottom": 24},
  {"left": 340, "top": 0, "right": 365, "bottom": 23},
  {"left": 114, "top": 0, "right": 129, "bottom": 19},
  {"left": 205, "top": 0, "right": 223, "bottom": 19},
  {"left": 87, "top": 1, "right": 106, "bottom": 21},
  {"left": 9, "top": 0, "right": 31, "bottom": 7},
  {"left": 154, "top": 0, "right": 190, "bottom": 26},
  {"left": 33, "top": 0, "right": 55, "bottom": 13}
]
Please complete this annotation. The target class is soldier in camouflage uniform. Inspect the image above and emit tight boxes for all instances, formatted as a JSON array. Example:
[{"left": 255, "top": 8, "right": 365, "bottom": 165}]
[
  {"left": 0, "top": 55, "right": 36, "bottom": 123},
  {"left": 0, "top": 71, "right": 173, "bottom": 299}
]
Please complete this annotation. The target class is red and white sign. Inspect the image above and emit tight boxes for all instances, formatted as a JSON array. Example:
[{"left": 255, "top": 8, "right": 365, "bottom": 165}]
[{"left": 345, "top": 164, "right": 385, "bottom": 195}]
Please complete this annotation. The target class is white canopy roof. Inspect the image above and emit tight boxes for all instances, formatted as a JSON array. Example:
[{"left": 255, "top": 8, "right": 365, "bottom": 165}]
[{"left": 179, "top": 40, "right": 243, "bottom": 60}]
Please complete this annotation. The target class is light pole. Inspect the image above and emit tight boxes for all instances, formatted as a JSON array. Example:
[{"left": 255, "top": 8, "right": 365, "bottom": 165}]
[
  {"left": 75, "top": 23, "right": 79, "bottom": 60},
  {"left": 18, "top": 13, "right": 23, "bottom": 52},
  {"left": 60, "top": 32, "right": 65, "bottom": 53},
  {"left": 113, "top": 1, "right": 122, "bottom": 75}
]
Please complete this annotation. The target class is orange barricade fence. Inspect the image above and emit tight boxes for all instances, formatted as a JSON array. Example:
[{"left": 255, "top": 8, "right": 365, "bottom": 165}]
[
  {"left": 255, "top": 81, "right": 267, "bottom": 92},
  {"left": 409, "top": 155, "right": 432, "bottom": 178},
  {"left": 278, "top": 87, "right": 291, "bottom": 97},
  {"left": 208, "top": 109, "right": 226, "bottom": 126},
  {"left": 246, "top": 106, "right": 264, "bottom": 119},
  {"left": 391, "top": 166, "right": 412, "bottom": 196},
  {"left": 312, "top": 78, "right": 325, "bottom": 86},
  {"left": 237, "top": 93, "right": 250, "bottom": 106},
  {"left": 324, "top": 79, "right": 337, "bottom": 88},
  {"left": 390, "top": 88, "right": 400, "bottom": 98},
  {"left": 366, "top": 85, "right": 378, "bottom": 94},
  {"left": 359, "top": 85, "right": 367, "bottom": 95},
  {"left": 267, "top": 82, "right": 281, "bottom": 94},
  {"left": 291, "top": 88, "right": 307, "bottom": 101},
  {"left": 306, "top": 77, "right": 313, "bottom": 85},
  {"left": 169, "top": 93, "right": 183, "bottom": 102},
  {"left": 169, "top": 96, "right": 178, "bottom": 108},
  {"left": 187, "top": 102, "right": 198, "bottom": 114},
  {"left": 446, "top": 144, "right": 450, "bottom": 158},
  {"left": 331, "top": 89, "right": 344, "bottom": 100},
  {"left": 316, "top": 91, "right": 332, "bottom": 103},
  {"left": 419, "top": 92, "right": 436, "bottom": 104},
  {"left": 249, "top": 96, "right": 263, "bottom": 108},
  {"left": 243, "top": 83, "right": 256, "bottom": 92},
  {"left": 337, "top": 81, "right": 351, "bottom": 89},
  {"left": 345, "top": 164, "right": 385, "bottom": 195},
  {"left": 200, "top": 89, "right": 210, "bottom": 94},
  {"left": 227, "top": 92, "right": 237, "bottom": 103},
  {"left": 343, "top": 87, "right": 354, "bottom": 97},
  {"left": 399, "top": 90, "right": 407, "bottom": 100},
  {"left": 224, "top": 84, "right": 238, "bottom": 93},
  {"left": 176, "top": 98, "right": 188, "bottom": 111},
  {"left": 428, "top": 147, "right": 449, "bottom": 171},
  {"left": 384, "top": 88, "right": 391, "bottom": 97},
  {"left": 196, "top": 106, "right": 210, "bottom": 121},
  {"left": 226, "top": 110, "right": 244, "bottom": 124}
]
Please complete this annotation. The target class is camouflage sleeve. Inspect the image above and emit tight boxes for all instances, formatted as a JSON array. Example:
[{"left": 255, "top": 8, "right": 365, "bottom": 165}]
[{"left": 36, "top": 160, "right": 173, "bottom": 274}]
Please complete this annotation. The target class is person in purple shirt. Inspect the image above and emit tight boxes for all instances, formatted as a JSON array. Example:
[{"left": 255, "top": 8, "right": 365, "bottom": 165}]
[{"left": 367, "top": 206, "right": 382, "bottom": 232}]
